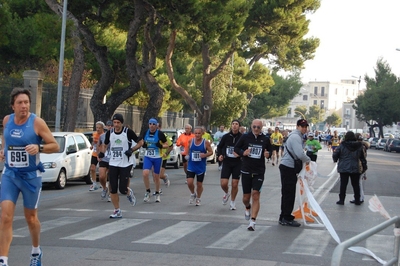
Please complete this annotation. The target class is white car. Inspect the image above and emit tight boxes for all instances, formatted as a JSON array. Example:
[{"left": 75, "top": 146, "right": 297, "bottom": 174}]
[{"left": 41, "top": 132, "right": 93, "bottom": 189}]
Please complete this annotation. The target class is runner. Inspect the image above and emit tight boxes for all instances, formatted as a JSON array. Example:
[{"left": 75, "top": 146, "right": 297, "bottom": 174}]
[
  {"left": 98, "top": 121, "right": 113, "bottom": 201},
  {"left": 89, "top": 121, "right": 105, "bottom": 191},
  {"left": 142, "top": 118, "right": 169, "bottom": 203},
  {"left": 176, "top": 124, "right": 195, "bottom": 177},
  {"left": 305, "top": 132, "right": 322, "bottom": 162},
  {"left": 331, "top": 130, "right": 340, "bottom": 153},
  {"left": 186, "top": 126, "right": 213, "bottom": 206},
  {"left": 101, "top": 113, "right": 143, "bottom": 218},
  {"left": 270, "top": 127, "right": 283, "bottom": 166},
  {"left": 234, "top": 119, "right": 271, "bottom": 231},
  {"left": 213, "top": 125, "right": 227, "bottom": 171},
  {"left": 217, "top": 120, "right": 242, "bottom": 210}
]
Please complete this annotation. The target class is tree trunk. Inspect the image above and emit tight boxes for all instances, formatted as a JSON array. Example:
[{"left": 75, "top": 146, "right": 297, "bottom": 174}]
[{"left": 63, "top": 26, "right": 84, "bottom": 131}]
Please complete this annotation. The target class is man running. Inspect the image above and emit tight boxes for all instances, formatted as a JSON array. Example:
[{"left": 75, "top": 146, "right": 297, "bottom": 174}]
[
  {"left": 0, "top": 88, "right": 59, "bottom": 266},
  {"left": 217, "top": 120, "right": 242, "bottom": 210},
  {"left": 89, "top": 121, "right": 105, "bottom": 191},
  {"left": 270, "top": 127, "right": 283, "bottom": 166},
  {"left": 98, "top": 121, "right": 113, "bottom": 201},
  {"left": 213, "top": 125, "right": 227, "bottom": 171},
  {"left": 186, "top": 126, "right": 213, "bottom": 206},
  {"left": 234, "top": 119, "right": 271, "bottom": 231},
  {"left": 142, "top": 118, "right": 170, "bottom": 203},
  {"left": 101, "top": 113, "right": 143, "bottom": 218},
  {"left": 176, "top": 124, "right": 194, "bottom": 176}
]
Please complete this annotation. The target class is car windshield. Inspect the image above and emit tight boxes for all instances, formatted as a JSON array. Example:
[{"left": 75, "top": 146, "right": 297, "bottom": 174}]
[
  {"left": 381, "top": 139, "right": 387, "bottom": 143},
  {"left": 53, "top": 136, "right": 66, "bottom": 153}
]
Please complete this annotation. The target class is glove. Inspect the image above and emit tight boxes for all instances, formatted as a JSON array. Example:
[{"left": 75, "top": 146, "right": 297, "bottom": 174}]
[
  {"left": 142, "top": 142, "right": 148, "bottom": 148},
  {"left": 156, "top": 142, "right": 163, "bottom": 149},
  {"left": 125, "top": 149, "right": 133, "bottom": 158},
  {"left": 98, "top": 152, "right": 105, "bottom": 158}
]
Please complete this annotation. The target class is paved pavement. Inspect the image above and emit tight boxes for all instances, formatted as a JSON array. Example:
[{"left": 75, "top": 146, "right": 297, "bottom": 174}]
[{"left": 3, "top": 144, "right": 400, "bottom": 265}]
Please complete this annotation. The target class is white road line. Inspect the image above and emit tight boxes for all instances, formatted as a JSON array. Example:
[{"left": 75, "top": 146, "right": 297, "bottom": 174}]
[
  {"left": 14, "top": 217, "right": 88, "bottom": 238},
  {"left": 207, "top": 225, "right": 270, "bottom": 250},
  {"left": 133, "top": 221, "right": 209, "bottom": 245},
  {"left": 283, "top": 229, "right": 331, "bottom": 256},
  {"left": 61, "top": 219, "right": 149, "bottom": 241}
]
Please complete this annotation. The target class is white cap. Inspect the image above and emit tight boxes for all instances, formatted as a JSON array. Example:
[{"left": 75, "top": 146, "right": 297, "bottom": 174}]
[{"left": 308, "top": 132, "right": 314, "bottom": 137}]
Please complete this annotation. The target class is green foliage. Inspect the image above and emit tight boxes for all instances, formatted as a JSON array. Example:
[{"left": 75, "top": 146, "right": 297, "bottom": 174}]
[
  {"left": 308, "top": 105, "right": 324, "bottom": 124},
  {"left": 294, "top": 105, "right": 308, "bottom": 119},
  {"left": 354, "top": 59, "right": 400, "bottom": 126},
  {"left": 325, "top": 113, "right": 341, "bottom": 127}
]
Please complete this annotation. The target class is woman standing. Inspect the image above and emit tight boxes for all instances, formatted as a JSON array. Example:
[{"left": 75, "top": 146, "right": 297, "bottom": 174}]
[{"left": 332, "top": 131, "right": 367, "bottom": 205}]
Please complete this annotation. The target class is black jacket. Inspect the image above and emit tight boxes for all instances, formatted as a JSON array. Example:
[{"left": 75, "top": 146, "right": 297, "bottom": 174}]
[
  {"left": 217, "top": 131, "right": 242, "bottom": 163},
  {"left": 234, "top": 132, "right": 272, "bottom": 174},
  {"left": 332, "top": 141, "right": 367, "bottom": 173}
]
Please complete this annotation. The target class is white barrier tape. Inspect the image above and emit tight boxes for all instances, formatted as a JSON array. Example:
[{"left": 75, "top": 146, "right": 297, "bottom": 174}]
[
  {"left": 298, "top": 165, "right": 387, "bottom": 265},
  {"left": 316, "top": 163, "right": 338, "bottom": 178}
]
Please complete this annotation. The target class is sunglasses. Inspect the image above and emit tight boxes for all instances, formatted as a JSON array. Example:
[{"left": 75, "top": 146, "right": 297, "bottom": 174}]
[
  {"left": 149, "top": 123, "right": 157, "bottom": 125},
  {"left": 252, "top": 125, "right": 261, "bottom": 129}
]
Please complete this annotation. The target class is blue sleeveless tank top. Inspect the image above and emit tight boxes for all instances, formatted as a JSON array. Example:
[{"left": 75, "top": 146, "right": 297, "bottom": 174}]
[{"left": 187, "top": 138, "right": 207, "bottom": 175}]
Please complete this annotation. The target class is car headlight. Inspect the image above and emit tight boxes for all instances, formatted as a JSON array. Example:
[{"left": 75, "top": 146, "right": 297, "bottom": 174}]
[
  {"left": 170, "top": 150, "right": 175, "bottom": 156},
  {"left": 42, "top": 162, "right": 57, "bottom": 169}
]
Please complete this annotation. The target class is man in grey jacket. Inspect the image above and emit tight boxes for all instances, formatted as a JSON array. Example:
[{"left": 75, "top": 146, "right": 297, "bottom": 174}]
[{"left": 278, "top": 119, "right": 311, "bottom": 227}]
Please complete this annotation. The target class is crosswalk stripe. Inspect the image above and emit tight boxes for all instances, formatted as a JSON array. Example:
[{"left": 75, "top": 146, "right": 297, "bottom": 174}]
[
  {"left": 61, "top": 219, "right": 149, "bottom": 241},
  {"left": 283, "top": 229, "right": 330, "bottom": 256},
  {"left": 133, "top": 221, "right": 209, "bottom": 245},
  {"left": 207, "top": 225, "right": 270, "bottom": 250},
  {"left": 14, "top": 217, "right": 88, "bottom": 238}
]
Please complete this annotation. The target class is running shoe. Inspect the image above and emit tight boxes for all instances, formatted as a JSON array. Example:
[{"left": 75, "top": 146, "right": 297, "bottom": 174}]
[
  {"left": 107, "top": 194, "right": 111, "bottom": 202},
  {"left": 0, "top": 259, "right": 6, "bottom": 266},
  {"left": 153, "top": 189, "right": 163, "bottom": 195},
  {"left": 195, "top": 198, "right": 201, "bottom": 206},
  {"left": 89, "top": 183, "right": 99, "bottom": 191},
  {"left": 229, "top": 201, "right": 236, "bottom": 210},
  {"left": 101, "top": 187, "right": 108, "bottom": 200},
  {"left": 218, "top": 165, "right": 222, "bottom": 171},
  {"left": 247, "top": 220, "right": 256, "bottom": 231},
  {"left": 245, "top": 208, "right": 251, "bottom": 221},
  {"left": 189, "top": 193, "right": 196, "bottom": 204},
  {"left": 144, "top": 192, "right": 151, "bottom": 202},
  {"left": 164, "top": 175, "right": 170, "bottom": 187},
  {"left": 29, "top": 248, "right": 42, "bottom": 266},
  {"left": 109, "top": 209, "right": 122, "bottom": 218},
  {"left": 155, "top": 194, "right": 161, "bottom": 203},
  {"left": 222, "top": 192, "right": 230, "bottom": 205},
  {"left": 127, "top": 188, "right": 136, "bottom": 206}
]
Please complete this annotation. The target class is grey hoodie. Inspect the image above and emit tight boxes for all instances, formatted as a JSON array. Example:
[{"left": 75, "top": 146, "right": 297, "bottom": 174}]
[{"left": 280, "top": 129, "right": 311, "bottom": 168}]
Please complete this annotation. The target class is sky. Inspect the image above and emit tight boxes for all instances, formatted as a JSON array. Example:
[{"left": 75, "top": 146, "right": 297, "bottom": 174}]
[{"left": 301, "top": 0, "right": 400, "bottom": 88}]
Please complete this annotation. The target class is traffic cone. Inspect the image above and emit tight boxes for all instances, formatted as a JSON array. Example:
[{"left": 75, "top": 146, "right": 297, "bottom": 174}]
[{"left": 292, "top": 202, "right": 317, "bottom": 222}]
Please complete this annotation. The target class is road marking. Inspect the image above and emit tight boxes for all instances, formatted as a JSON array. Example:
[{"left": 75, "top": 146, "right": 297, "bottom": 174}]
[
  {"left": 50, "top": 208, "right": 98, "bottom": 212},
  {"left": 14, "top": 217, "right": 88, "bottom": 237},
  {"left": 61, "top": 219, "right": 149, "bottom": 241},
  {"left": 133, "top": 221, "right": 209, "bottom": 245},
  {"left": 50, "top": 208, "right": 187, "bottom": 216},
  {"left": 207, "top": 225, "right": 270, "bottom": 250},
  {"left": 283, "top": 229, "right": 330, "bottom": 256}
]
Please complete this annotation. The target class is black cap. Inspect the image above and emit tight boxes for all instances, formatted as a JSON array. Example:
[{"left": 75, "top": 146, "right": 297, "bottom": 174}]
[
  {"left": 112, "top": 113, "right": 124, "bottom": 123},
  {"left": 297, "top": 119, "right": 309, "bottom": 127},
  {"left": 232, "top": 119, "right": 241, "bottom": 126}
]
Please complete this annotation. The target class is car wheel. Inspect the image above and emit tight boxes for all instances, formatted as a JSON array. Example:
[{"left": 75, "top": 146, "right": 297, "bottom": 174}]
[
  {"left": 55, "top": 169, "right": 67, "bottom": 189},
  {"left": 174, "top": 156, "right": 180, "bottom": 169}
]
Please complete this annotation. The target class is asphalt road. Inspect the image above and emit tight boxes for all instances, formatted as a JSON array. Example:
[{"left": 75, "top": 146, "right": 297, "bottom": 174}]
[{"left": 3, "top": 145, "right": 400, "bottom": 266}]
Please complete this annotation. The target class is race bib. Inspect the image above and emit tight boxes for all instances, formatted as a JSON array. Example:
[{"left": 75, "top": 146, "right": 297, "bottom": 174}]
[
  {"left": 226, "top": 146, "right": 235, "bottom": 158},
  {"left": 248, "top": 144, "right": 262, "bottom": 159},
  {"left": 110, "top": 147, "right": 123, "bottom": 160},
  {"left": 191, "top": 151, "right": 201, "bottom": 161},
  {"left": 145, "top": 148, "right": 157, "bottom": 157},
  {"left": 7, "top": 145, "right": 29, "bottom": 168}
]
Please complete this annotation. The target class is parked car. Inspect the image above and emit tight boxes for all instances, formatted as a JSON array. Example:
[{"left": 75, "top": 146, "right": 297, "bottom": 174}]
[
  {"left": 387, "top": 139, "right": 400, "bottom": 153},
  {"left": 384, "top": 138, "right": 395, "bottom": 152},
  {"left": 368, "top": 137, "right": 379, "bottom": 148},
  {"left": 41, "top": 132, "right": 93, "bottom": 189},
  {"left": 139, "top": 129, "right": 184, "bottom": 169},
  {"left": 375, "top": 138, "right": 387, "bottom": 150}
]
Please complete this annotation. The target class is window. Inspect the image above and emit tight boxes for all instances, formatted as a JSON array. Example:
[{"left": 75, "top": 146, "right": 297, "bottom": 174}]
[
  {"left": 335, "top": 88, "right": 338, "bottom": 95},
  {"left": 320, "top": 100, "right": 325, "bottom": 109},
  {"left": 303, "top": 95, "right": 308, "bottom": 101},
  {"left": 346, "top": 89, "right": 348, "bottom": 96},
  {"left": 321, "top": 87, "right": 325, "bottom": 96},
  {"left": 345, "top": 108, "right": 350, "bottom": 115},
  {"left": 66, "top": 136, "right": 77, "bottom": 153},
  {"left": 313, "top": 100, "right": 317, "bottom": 105},
  {"left": 75, "top": 135, "right": 89, "bottom": 150},
  {"left": 314, "top": 86, "right": 318, "bottom": 95}
]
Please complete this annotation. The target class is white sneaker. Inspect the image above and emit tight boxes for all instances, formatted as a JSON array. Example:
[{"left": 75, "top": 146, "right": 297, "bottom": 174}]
[
  {"left": 164, "top": 176, "right": 170, "bottom": 187},
  {"left": 248, "top": 220, "right": 256, "bottom": 231},
  {"left": 195, "top": 198, "right": 201, "bottom": 206},
  {"left": 153, "top": 189, "right": 162, "bottom": 195},
  {"left": 101, "top": 187, "right": 108, "bottom": 200},
  {"left": 89, "top": 183, "right": 99, "bottom": 191},
  {"left": 229, "top": 201, "right": 236, "bottom": 210},
  {"left": 155, "top": 194, "right": 161, "bottom": 203},
  {"left": 245, "top": 208, "right": 251, "bottom": 220},
  {"left": 109, "top": 209, "right": 122, "bottom": 218},
  {"left": 107, "top": 194, "right": 111, "bottom": 202},
  {"left": 222, "top": 192, "right": 230, "bottom": 205},
  {"left": 144, "top": 192, "right": 151, "bottom": 202},
  {"left": 127, "top": 188, "right": 136, "bottom": 206},
  {"left": 189, "top": 193, "right": 196, "bottom": 204}
]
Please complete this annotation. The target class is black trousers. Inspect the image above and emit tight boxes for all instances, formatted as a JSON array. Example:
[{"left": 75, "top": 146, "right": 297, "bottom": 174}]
[
  {"left": 339, "top": 172, "right": 361, "bottom": 203},
  {"left": 279, "top": 164, "right": 298, "bottom": 221}
]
